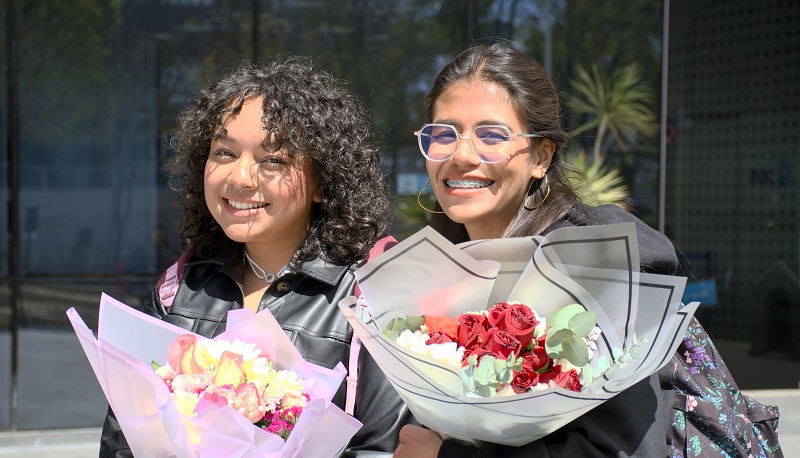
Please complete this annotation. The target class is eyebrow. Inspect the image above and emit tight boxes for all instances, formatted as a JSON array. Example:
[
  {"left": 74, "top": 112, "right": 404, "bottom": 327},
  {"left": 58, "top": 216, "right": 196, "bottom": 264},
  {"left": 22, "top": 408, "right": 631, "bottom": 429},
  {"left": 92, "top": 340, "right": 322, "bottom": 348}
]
[{"left": 432, "top": 119, "right": 514, "bottom": 130}]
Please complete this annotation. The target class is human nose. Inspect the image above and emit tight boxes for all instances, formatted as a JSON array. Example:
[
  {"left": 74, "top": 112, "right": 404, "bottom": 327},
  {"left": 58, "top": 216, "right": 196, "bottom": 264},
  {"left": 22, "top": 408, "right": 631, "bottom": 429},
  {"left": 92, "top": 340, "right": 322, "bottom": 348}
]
[
  {"left": 450, "top": 134, "right": 481, "bottom": 165},
  {"left": 229, "top": 155, "right": 259, "bottom": 190}
]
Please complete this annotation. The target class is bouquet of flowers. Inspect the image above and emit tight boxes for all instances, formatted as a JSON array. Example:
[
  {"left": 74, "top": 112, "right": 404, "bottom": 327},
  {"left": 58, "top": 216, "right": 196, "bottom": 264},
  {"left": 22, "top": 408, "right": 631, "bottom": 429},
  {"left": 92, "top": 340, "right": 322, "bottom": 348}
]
[
  {"left": 153, "top": 333, "right": 310, "bottom": 440},
  {"left": 68, "top": 294, "right": 361, "bottom": 457},
  {"left": 339, "top": 223, "right": 698, "bottom": 446},
  {"left": 385, "top": 301, "right": 602, "bottom": 397}
]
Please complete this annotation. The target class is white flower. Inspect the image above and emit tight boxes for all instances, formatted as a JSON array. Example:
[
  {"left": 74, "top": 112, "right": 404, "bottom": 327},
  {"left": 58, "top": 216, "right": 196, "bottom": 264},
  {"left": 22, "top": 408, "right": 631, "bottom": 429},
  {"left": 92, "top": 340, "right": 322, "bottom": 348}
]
[
  {"left": 395, "top": 330, "right": 431, "bottom": 355},
  {"left": 261, "top": 370, "right": 307, "bottom": 411},
  {"left": 155, "top": 364, "right": 176, "bottom": 381},
  {"left": 427, "top": 342, "right": 465, "bottom": 369},
  {"left": 555, "top": 358, "right": 582, "bottom": 375},
  {"left": 172, "top": 371, "right": 212, "bottom": 392},
  {"left": 199, "top": 339, "right": 262, "bottom": 364}
]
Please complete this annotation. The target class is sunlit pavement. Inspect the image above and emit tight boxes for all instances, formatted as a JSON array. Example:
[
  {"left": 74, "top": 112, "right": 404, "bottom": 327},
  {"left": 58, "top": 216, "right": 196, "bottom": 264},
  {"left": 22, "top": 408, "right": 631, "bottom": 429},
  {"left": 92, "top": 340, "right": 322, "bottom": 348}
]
[{"left": 0, "top": 389, "right": 797, "bottom": 458}]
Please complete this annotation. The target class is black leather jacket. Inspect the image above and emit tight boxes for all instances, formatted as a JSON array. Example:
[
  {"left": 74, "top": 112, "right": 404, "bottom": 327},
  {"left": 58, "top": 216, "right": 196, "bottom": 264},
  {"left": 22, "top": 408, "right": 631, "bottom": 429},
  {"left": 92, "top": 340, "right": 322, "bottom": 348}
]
[{"left": 100, "top": 252, "right": 415, "bottom": 458}]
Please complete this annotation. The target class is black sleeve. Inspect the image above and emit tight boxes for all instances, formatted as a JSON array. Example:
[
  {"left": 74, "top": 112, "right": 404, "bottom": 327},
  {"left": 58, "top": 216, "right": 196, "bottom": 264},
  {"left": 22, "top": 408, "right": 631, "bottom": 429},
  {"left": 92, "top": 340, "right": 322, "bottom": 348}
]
[
  {"left": 98, "top": 287, "right": 167, "bottom": 458},
  {"left": 344, "top": 346, "right": 419, "bottom": 457},
  {"left": 437, "top": 373, "right": 671, "bottom": 458},
  {"left": 99, "top": 406, "right": 133, "bottom": 458}
]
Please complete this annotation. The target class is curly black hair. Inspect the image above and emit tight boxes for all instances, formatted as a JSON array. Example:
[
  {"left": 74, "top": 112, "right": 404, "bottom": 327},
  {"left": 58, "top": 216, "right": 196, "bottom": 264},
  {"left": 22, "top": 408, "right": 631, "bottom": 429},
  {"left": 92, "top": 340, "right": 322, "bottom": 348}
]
[{"left": 168, "top": 56, "right": 389, "bottom": 266}]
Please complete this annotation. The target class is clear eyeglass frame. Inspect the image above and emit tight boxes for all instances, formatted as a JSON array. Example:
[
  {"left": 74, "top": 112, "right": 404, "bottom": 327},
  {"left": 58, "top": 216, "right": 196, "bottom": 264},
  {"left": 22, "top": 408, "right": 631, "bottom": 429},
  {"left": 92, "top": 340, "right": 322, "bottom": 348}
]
[{"left": 414, "top": 123, "right": 542, "bottom": 164}]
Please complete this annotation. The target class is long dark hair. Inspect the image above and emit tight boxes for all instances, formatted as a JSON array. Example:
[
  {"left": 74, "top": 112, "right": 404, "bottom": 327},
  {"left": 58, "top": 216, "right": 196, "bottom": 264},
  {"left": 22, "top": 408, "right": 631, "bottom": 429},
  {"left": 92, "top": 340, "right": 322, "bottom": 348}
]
[
  {"left": 426, "top": 41, "right": 580, "bottom": 243},
  {"left": 168, "top": 57, "right": 389, "bottom": 265}
]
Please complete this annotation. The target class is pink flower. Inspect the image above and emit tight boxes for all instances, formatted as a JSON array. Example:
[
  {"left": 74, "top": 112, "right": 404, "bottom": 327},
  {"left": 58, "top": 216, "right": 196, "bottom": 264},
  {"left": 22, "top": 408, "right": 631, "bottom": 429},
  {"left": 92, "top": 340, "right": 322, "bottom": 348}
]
[
  {"left": 194, "top": 390, "right": 229, "bottom": 414},
  {"left": 232, "top": 382, "right": 265, "bottom": 423},
  {"left": 167, "top": 334, "right": 210, "bottom": 375}
]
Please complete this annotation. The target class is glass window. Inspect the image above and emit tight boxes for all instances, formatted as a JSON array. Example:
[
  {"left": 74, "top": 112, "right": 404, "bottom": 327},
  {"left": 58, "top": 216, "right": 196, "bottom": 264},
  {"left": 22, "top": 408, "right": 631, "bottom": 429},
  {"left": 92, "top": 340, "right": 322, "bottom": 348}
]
[
  {"left": 0, "top": 282, "right": 10, "bottom": 431},
  {"left": 15, "top": 281, "right": 152, "bottom": 430},
  {"left": 666, "top": 0, "right": 800, "bottom": 388},
  {"left": 15, "top": 0, "right": 253, "bottom": 276}
]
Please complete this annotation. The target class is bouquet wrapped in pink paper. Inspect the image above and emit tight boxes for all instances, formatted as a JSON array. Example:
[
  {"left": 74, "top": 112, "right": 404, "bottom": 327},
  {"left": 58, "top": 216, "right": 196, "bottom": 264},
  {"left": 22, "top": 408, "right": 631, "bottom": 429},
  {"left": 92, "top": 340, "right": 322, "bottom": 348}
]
[
  {"left": 68, "top": 294, "right": 361, "bottom": 457},
  {"left": 339, "top": 223, "right": 699, "bottom": 447}
]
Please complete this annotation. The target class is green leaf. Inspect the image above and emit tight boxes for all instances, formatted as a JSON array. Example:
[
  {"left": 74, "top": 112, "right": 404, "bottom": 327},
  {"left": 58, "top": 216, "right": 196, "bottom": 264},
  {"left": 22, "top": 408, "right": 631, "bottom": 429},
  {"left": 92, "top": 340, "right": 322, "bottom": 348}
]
[
  {"left": 546, "top": 328, "right": 574, "bottom": 346},
  {"left": 612, "top": 347, "right": 623, "bottom": 359},
  {"left": 580, "top": 364, "right": 594, "bottom": 385},
  {"left": 550, "top": 304, "right": 585, "bottom": 330},
  {"left": 568, "top": 311, "right": 597, "bottom": 337},
  {"left": 151, "top": 361, "right": 161, "bottom": 371},
  {"left": 545, "top": 340, "right": 563, "bottom": 359},
  {"left": 597, "top": 356, "right": 610, "bottom": 373},
  {"left": 563, "top": 336, "right": 590, "bottom": 367},
  {"left": 405, "top": 315, "right": 426, "bottom": 331},
  {"left": 476, "top": 385, "right": 495, "bottom": 398}
]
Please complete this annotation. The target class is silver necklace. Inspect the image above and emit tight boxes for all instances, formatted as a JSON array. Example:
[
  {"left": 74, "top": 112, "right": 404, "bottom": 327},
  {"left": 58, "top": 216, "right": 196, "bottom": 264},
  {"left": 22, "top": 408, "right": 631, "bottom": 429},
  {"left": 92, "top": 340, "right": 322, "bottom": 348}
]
[{"left": 244, "top": 248, "right": 277, "bottom": 284}]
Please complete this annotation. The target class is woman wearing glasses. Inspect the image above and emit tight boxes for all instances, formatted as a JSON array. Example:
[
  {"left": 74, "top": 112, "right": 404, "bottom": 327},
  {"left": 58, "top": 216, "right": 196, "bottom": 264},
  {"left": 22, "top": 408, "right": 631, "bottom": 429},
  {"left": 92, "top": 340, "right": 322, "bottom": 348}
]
[{"left": 394, "top": 41, "right": 677, "bottom": 457}]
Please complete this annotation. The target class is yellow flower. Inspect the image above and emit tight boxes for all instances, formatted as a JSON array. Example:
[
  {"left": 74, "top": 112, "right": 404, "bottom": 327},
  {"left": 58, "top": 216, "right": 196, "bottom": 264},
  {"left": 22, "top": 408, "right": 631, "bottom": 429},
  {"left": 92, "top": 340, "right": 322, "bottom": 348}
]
[
  {"left": 213, "top": 350, "right": 245, "bottom": 387},
  {"left": 172, "top": 391, "right": 200, "bottom": 417}
]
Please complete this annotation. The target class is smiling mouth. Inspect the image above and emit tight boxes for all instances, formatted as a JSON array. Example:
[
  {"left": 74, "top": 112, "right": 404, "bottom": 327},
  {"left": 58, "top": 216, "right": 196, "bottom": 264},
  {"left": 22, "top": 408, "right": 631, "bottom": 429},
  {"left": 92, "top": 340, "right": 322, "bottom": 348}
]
[
  {"left": 226, "top": 199, "right": 268, "bottom": 210},
  {"left": 445, "top": 179, "right": 494, "bottom": 189}
]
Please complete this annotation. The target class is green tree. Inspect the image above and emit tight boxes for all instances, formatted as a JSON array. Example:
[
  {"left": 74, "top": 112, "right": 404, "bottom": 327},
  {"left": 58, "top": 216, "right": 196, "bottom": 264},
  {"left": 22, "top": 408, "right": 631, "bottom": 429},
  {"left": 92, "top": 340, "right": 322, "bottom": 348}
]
[{"left": 567, "top": 63, "right": 659, "bottom": 163}]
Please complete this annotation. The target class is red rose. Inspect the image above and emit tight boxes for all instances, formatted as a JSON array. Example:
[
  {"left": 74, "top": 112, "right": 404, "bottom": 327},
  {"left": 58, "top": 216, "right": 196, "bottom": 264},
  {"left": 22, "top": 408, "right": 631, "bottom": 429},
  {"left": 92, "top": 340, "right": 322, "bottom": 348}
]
[
  {"left": 456, "top": 313, "right": 489, "bottom": 349},
  {"left": 481, "top": 328, "right": 522, "bottom": 359},
  {"left": 505, "top": 303, "right": 538, "bottom": 348},
  {"left": 487, "top": 302, "right": 511, "bottom": 329},
  {"left": 511, "top": 369, "right": 539, "bottom": 394},
  {"left": 426, "top": 330, "right": 454, "bottom": 345},
  {"left": 551, "top": 368, "right": 582, "bottom": 392},
  {"left": 520, "top": 341, "right": 551, "bottom": 373}
]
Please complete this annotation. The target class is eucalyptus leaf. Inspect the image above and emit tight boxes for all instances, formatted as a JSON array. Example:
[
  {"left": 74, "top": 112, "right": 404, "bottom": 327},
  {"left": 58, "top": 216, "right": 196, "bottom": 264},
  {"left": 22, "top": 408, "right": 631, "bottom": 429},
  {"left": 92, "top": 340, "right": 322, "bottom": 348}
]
[
  {"left": 580, "top": 364, "right": 594, "bottom": 385},
  {"left": 546, "top": 328, "right": 574, "bottom": 346},
  {"left": 476, "top": 385, "right": 495, "bottom": 398},
  {"left": 563, "top": 336, "right": 590, "bottom": 367},
  {"left": 612, "top": 347, "right": 623, "bottom": 360},
  {"left": 406, "top": 315, "right": 426, "bottom": 331},
  {"left": 550, "top": 304, "right": 585, "bottom": 330},
  {"left": 545, "top": 340, "right": 564, "bottom": 358},
  {"left": 597, "top": 355, "right": 610, "bottom": 373},
  {"left": 568, "top": 311, "right": 597, "bottom": 337}
]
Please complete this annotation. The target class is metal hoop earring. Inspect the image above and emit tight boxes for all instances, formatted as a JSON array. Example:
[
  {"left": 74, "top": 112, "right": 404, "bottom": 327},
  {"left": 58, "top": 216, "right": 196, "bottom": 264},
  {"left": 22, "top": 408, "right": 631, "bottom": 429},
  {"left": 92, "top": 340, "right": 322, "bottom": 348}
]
[
  {"left": 417, "top": 179, "right": 445, "bottom": 214},
  {"left": 523, "top": 174, "right": 550, "bottom": 211}
]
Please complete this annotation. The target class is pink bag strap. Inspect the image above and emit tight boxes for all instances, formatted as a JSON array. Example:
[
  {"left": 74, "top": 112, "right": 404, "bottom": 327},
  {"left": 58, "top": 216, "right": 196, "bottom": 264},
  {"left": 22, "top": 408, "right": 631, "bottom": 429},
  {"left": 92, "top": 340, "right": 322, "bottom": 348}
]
[
  {"left": 156, "top": 249, "right": 193, "bottom": 309},
  {"left": 345, "top": 236, "right": 397, "bottom": 416}
]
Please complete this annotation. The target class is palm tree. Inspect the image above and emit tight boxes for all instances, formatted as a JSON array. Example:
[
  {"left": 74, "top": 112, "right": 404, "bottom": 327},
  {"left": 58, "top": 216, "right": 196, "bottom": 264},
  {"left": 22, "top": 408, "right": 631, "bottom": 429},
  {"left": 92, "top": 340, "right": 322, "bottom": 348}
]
[
  {"left": 567, "top": 149, "right": 631, "bottom": 210},
  {"left": 567, "top": 63, "right": 659, "bottom": 164}
]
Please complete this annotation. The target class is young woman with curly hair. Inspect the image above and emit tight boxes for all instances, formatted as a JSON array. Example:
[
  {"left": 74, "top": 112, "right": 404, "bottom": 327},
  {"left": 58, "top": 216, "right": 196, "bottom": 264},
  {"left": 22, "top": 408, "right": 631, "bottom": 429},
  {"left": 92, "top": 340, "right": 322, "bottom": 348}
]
[{"left": 99, "top": 56, "right": 414, "bottom": 457}]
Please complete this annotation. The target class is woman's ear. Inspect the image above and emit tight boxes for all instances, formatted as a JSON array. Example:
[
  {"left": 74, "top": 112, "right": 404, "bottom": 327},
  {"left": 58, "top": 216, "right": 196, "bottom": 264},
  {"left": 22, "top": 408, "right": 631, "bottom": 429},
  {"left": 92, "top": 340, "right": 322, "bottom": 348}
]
[
  {"left": 313, "top": 182, "right": 323, "bottom": 203},
  {"left": 531, "top": 138, "right": 556, "bottom": 179}
]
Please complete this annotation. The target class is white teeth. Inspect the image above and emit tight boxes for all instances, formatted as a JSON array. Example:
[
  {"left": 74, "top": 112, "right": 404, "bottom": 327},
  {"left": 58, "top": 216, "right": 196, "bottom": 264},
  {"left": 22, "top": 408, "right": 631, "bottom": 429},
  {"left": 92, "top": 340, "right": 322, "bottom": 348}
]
[
  {"left": 227, "top": 199, "right": 267, "bottom": 210},
  {"left": 446, "top": 179, "right": 493, "bottom": 189}
]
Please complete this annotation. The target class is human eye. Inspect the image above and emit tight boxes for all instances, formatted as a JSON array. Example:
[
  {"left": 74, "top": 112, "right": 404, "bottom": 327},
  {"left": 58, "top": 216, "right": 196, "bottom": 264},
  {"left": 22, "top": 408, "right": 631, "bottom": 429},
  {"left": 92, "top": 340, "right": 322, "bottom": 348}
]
[
  {"left": 209, "top": 148, "right": 236, "bottom": 161},
  {"left": 430, "top": 127, "right": 458, "bottom": 144},
  {"left": 475, "top": 126, "right": 511, "bottom": 145},
  {"left": 258, "top": 155, "right": 289, "bottom": 168}
]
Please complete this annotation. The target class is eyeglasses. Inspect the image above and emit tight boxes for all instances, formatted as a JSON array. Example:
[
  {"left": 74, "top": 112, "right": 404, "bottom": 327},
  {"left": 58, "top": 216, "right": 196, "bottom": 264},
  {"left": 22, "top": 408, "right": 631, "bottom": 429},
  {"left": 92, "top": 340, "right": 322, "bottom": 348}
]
[{"left": 414, "top": 123, "right": 542, "bottom": 164}]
